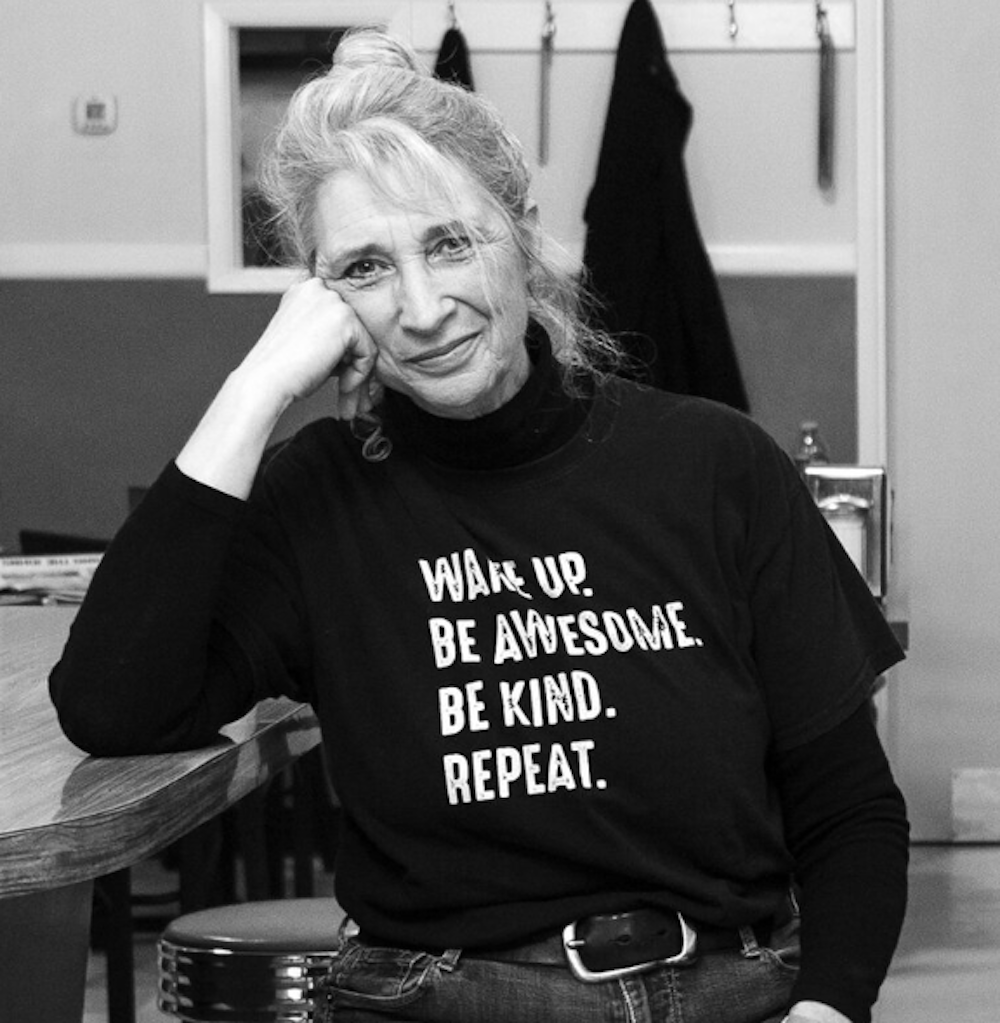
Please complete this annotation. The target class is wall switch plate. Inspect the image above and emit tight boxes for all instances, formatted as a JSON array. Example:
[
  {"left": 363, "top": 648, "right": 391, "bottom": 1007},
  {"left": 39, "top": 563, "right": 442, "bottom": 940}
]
[{"left": 73, "top": 94, "right": 118, "bottom": 135}]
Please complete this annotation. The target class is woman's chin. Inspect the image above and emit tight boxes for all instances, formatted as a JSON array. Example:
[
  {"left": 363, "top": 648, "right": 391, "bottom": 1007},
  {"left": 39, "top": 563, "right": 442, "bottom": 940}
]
[{"left": 398, "top": 370, "right": 512, "bottom": 420}]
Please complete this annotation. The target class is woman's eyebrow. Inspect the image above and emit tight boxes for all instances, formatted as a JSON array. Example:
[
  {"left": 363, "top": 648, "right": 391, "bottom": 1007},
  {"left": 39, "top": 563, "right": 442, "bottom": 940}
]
[{"left": 425, "top": 219, "right": 469, "bottom": 240}]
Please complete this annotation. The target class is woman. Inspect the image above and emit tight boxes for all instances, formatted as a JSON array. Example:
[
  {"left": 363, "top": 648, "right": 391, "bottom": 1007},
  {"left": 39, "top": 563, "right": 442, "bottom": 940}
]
[{"left": 50, "top": 28, "right": 907, "bottom": 1023}]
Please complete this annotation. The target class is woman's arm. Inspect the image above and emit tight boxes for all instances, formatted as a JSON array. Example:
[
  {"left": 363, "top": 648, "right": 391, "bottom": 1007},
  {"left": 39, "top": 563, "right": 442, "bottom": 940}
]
[
  {"left": 49, "top": 280, "right": 377, "bottom": 753},
  {"left": 772, "top": 701, "right": 909, "bottom": 1023},
  {"left": 177, "top": 278, "right": 377, "bottom": 497},
  {"left": 48, "top": 465, "right": 261, "bottom": 752}
]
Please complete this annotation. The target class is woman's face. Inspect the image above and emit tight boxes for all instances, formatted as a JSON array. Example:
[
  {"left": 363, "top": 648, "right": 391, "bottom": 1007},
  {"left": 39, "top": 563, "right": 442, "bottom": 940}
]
[{"left": 312, "top": 165, "right": 532, "bottom": 419}]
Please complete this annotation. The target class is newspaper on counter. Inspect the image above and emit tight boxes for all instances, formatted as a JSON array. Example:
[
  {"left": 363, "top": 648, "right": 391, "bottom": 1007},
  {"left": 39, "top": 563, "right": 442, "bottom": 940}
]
[{"left": 0, "top": 553, "right": 103, "bottom": 605}]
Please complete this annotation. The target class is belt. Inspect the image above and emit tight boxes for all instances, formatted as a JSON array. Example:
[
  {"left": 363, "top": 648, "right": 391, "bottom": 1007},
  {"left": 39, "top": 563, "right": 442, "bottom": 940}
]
[{"left": 465, "top": 906, "right": 782, "bottom": 984}]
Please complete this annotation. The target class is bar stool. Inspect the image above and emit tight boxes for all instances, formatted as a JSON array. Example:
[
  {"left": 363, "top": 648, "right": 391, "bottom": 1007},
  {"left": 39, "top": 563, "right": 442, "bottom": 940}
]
[{"left": 158, "top": 897, "right": 347, "bottom": 1022}]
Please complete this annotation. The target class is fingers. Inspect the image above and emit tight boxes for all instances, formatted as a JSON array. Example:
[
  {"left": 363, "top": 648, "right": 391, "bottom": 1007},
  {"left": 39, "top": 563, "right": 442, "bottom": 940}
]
[
  {"left": 330, "top": 309, "right": 379, "bottom": 420},
  {"left": 337, "top": 376, "right": 377, "bottom": 422},
  {"left": 251, "top": 278, "right": 381, "bottom": 410},
  {"left": 245, "top": 276, "right": 384, "bottom": 420},
  {"left": 300, "top": 277, "right": 381, "bottom": 421}
]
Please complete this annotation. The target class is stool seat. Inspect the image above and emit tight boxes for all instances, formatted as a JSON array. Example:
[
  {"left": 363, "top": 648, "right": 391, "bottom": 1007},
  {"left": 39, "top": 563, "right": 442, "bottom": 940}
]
[{"left": 158, "top": 897, "right": 346, "bottom": 1022}]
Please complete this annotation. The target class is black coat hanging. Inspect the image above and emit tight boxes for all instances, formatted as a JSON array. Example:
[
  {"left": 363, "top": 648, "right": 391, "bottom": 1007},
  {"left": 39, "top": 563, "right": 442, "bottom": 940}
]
[
  {"left": 435, "top": 26, "right": 475, "bottom": 90},
  {"left": 582, "top": 0, "right": 749, "bottom": 412}
]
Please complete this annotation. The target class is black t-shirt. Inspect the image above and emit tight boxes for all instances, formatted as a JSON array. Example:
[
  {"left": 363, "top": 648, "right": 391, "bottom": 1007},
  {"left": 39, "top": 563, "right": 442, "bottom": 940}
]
[
  {"left": 208, "top": 379, "right": 901, "bottom": 945},
  {"left": 50, "top": 367, "right": 906, "bottom": 1021}
]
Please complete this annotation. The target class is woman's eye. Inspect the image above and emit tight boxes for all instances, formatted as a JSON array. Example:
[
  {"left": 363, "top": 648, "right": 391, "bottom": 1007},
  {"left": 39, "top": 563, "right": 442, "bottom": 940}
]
[
  {"left": 433, "top": 234, "right": 474, "bottom": 261},
  {"left": 342, "top": 259, "right": 389, "bottom": 286}
]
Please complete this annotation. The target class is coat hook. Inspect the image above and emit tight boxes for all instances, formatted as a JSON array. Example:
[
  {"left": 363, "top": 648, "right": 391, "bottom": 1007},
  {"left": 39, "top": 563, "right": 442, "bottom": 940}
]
[
  {"left": 815, "top": 0, "right": 829, "bottom": 38},
  {"left": 727, "top": 0, "right": 739, "bottom": 40},
  {"left": 543, "top": 0, "right": 556, "bottom": 39}
]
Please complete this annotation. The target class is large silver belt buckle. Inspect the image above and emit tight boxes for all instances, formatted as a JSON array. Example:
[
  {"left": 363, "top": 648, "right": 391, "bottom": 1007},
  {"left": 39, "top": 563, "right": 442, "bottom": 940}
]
[{"left": 561, "top": 912, "right": 698, "bottom": 983}]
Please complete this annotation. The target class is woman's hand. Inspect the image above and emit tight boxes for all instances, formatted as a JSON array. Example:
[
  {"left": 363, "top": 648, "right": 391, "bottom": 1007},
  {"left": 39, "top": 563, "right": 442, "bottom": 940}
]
[
  {"left": 176, "top": 277, "right": 379, "bottom": 498},
  {"left": 783, "top": 1002, "right": 852, "bottom": 1023},
  {"left": 234, "top": 277, "right": 379, "bottom": 417}
]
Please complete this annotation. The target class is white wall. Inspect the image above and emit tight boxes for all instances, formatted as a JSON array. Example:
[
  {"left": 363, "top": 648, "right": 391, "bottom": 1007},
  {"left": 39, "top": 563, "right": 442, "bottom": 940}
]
[
  {"left": 885, "top": 1, "right": 1000, "bottom": 838},
  {"left": 1, "top": 0, "right": 855, "bottom": 274},
  {"left": 0, "top": 0, "right": 205, "bottom": 256}
]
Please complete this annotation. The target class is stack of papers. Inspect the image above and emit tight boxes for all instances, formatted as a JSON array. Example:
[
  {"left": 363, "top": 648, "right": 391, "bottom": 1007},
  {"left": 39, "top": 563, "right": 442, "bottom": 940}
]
[{"left": 0, "top": 553, "right": 103, "bottom": 605}]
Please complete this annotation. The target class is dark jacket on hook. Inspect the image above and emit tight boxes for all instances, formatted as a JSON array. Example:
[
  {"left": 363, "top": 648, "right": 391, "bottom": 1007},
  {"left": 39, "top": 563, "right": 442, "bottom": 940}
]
[
  {"left": 435, "top": 27, "right": 475, "bottom": 90},
  {"left": 583, "top": 0, "right": 749, "bottom": 412}
]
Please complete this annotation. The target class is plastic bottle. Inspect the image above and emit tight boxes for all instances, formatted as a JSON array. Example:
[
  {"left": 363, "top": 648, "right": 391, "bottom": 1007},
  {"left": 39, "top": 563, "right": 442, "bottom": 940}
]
[{"left": 793, "top": 420, "right": 830, "bottom": 474}]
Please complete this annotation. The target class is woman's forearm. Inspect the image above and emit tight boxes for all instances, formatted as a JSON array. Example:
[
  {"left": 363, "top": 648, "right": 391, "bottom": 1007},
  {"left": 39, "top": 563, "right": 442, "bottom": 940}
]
[
  {"left": 48, "top": 465, "right": 255, "bottom": 754},
  {"left": 176, "top": 368, "right": 291, "bottom": 500}
]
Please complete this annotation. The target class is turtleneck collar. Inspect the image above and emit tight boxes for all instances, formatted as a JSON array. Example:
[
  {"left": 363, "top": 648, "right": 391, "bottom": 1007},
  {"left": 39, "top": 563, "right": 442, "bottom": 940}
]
[{"left": 383, "top": 322, "right": 590, "bottom": 471}]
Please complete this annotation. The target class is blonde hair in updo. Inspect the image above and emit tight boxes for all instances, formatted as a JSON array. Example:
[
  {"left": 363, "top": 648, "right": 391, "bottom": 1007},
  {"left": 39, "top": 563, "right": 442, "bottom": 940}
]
[
  {"left": 261, "top": 29, "right": 531, "bottom": 259},
  {"left": 258, "top": 27, "right": 619, "bottom": 415}
]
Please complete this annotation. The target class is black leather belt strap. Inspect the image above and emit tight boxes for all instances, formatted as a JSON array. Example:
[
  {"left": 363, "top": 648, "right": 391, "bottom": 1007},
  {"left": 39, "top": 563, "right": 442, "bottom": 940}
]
[{"left": 466, "top": 906, "right": 782, "bottom": 979}]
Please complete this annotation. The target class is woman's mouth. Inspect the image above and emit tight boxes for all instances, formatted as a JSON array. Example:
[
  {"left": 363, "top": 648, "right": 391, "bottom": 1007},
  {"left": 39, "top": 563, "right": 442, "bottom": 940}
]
[{"left": 407, "top": 333, "right": 478, "bottom": 366}]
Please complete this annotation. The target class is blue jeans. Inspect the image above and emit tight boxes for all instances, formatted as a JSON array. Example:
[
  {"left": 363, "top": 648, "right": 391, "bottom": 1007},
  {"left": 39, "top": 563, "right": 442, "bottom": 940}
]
[{"left": 317, "top": 915, "right": 799, "bottom": 1022}]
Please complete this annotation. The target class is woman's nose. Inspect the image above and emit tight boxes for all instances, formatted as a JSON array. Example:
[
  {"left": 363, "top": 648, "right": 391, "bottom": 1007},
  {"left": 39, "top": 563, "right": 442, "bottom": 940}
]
[{"left": 397, "top": 264, "right": 454, "bottom": 333}]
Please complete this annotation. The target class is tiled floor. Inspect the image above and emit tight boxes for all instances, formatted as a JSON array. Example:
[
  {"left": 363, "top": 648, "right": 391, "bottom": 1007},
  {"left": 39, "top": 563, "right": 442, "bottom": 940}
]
[
  {"left": 876, "top": 843, "right": 1000, "bottom": 1023},
  {"left": 85, "top": 932, "right": 169, "bottom": 1023},
  {"left": 84, "top": 844, "right": 1000, "bottom": 1022}
]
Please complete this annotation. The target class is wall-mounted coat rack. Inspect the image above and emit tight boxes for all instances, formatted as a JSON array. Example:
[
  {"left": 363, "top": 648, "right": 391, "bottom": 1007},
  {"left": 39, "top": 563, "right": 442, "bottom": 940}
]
[{"left": 405, "top": 1, "right": 855, "bottom": 53}]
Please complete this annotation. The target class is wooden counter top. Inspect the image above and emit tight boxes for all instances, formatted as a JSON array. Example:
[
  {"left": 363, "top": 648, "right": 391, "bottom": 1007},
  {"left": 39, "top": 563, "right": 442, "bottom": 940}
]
[
  {"left": 0, "top": 605, "right": 323, "bottom": 1021},
  {"left": 0, "top": 606, "right": 321, "bottom": 896}
]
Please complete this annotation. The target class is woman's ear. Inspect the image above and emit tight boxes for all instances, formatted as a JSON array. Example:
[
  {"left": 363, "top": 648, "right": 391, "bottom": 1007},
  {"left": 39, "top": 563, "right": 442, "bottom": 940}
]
[
  {"left": 523, "top": 202, "right": 541, "bottom": 240},
  {"left": 519, "top": 202, "right": 542, "bottom": 260}
]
